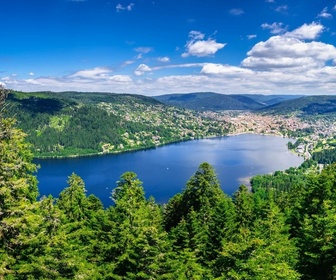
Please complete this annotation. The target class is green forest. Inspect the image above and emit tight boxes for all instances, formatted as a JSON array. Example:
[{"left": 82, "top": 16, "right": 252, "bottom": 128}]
[
  {"left": 4, "top": 91, "right": 229, "bottom": 158},
  {"left": 2, "top": 89, "right": 336, "bottom": 279}
]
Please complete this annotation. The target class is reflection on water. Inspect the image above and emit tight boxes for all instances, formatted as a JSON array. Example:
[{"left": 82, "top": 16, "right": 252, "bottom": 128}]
[{"left": 35, "top": 134, "right": 303, "bottom": 206}]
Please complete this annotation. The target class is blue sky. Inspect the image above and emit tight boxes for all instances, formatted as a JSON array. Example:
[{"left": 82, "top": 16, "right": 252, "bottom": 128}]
[{"left": 1, "top": 0, "right": 336, "bottom": 95}]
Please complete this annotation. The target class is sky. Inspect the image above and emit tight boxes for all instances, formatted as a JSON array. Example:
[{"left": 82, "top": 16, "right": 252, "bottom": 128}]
[{"left": 1, "top": 0, "right": 336, "bottom": 96}]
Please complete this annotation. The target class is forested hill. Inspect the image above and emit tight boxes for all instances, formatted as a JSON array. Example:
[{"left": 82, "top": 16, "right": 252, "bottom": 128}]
[
  {"left": 259, "top": 95, "right": 336, "bottom": 116},
  {"left": 153, "top": 92, "right": 303, "bottom": 111},
  {"left": 153, "top": 92, "right": 265, "bottom": 111},
  {"left": 4, "top": 91, "right": 229, "bottom": 157}
]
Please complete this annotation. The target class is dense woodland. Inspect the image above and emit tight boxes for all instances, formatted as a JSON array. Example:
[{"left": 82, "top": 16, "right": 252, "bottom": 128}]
[
  {"left": 2, "top": 89, "right": 336, "bottom": 279},
  {"left": 4, "top": 91, "right": 229, "bottom": 157}
]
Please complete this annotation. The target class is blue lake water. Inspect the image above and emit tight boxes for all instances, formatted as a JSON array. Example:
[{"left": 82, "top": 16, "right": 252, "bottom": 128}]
[{"left": 35, "top": 134, "right": 303, "bottom": 206}]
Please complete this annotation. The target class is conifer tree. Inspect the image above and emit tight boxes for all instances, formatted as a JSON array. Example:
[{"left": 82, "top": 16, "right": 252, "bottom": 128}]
[
  {"left": 103, "top": 172, "right": 171, "bottom": 279},
  {"left": 293, "top": 164, "right": 336, "bottom": 279},
  {"left": 0, "top": 88, "right": 40, "bottom": 278},
  {"left": 215, "top": 199, "right": 300, "bottom": 279}
]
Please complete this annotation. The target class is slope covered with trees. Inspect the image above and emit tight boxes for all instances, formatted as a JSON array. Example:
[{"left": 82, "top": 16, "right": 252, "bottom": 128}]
[
  {"left": 2, "top": 86, "right": 336, "bottom": 279},
  {"left": 5, "top": 91, "right": 229, "bottom": 157},
  {"left": 154, "top": 92, "right": 265, "bottom": 111},
  {"left": 259, "top": 95, "right": 336, "bottom": 116}
]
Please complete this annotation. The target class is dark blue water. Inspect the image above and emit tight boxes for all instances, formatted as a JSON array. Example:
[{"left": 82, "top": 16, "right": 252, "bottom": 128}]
[{"left": 35, "top": 134, "right": 303, "bottom": 206}]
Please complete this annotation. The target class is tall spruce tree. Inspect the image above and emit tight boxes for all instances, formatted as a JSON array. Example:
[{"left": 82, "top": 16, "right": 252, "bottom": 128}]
[
  {"left": 103, "top": 172, "right": 171, "bottom": 279},
  {"left": 293, "top": 164, "right": 336, "bottom": 279},
  {"left": 0, "top": 88, "right": 41, "bottom": 278}
]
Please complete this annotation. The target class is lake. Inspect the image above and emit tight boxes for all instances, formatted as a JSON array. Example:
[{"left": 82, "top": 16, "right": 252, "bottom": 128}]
[{"left": 35, "top": 134, "right": 304, "bottom": 206}]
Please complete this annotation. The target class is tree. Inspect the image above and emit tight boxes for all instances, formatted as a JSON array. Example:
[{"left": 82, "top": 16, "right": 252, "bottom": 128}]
[
  {"left": 57, "top": 173, "right": 89, "bottom": 222},
  {"left": 102, "top": 172, "right": 171, "bottom": 279},
  {"left": 215, "top": 200, "right": 300, "bottom": 279},
  {"left": 165, "top": 163, "right": 235, "bottom": 276},
  {"left": 293, "top": 164, "right": 336, "bottom": 279},
  {"left": 0, "top": 89, "right": 40, "bottom": 278}
]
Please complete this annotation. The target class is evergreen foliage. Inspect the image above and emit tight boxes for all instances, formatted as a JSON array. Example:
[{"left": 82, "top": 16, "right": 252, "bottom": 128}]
[
  {"left": 2, "top": 90, "right": 336, "bottom": 279},
  {"left": 4, "top": 91, "right": 229, "bottom": 157}
]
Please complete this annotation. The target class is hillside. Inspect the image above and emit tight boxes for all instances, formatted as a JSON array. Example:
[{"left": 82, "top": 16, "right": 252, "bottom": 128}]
[
  {"left": 4, "top": 91, "right": 229, "bottom": 157},
  {"left": 259, "top": 95, "right": 336, "bottom": 116},
  {"left": 240, "top": 94, "right": 303, "bottom": 106},
  {"left": 153, "top": 92, "right": 265, "bottom": 111}
]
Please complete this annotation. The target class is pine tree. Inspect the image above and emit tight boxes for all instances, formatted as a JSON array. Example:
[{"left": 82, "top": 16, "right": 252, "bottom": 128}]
[
  {"left": 103, "top": 172, "right": 171, "bottom": 279},
  {"left": 0, "top": 89, "right": 40, "bottom": 278},
  {"left": 215, "top": 199, "right": 300, "bottom": 279},
  {"left": 293, "top": 164, "right": 336, "bottom": 279}
]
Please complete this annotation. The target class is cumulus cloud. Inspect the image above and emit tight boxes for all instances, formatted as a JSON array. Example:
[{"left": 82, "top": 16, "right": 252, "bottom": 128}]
[
  {"left": 241, "top": 22, "right": 336, "bottom": 71},
  {"left": 29, "top": 72, "right": 34, "bottom": 76},
  {"left": 317, "top": 7, "right": 333, "bottom": 19},
  {"left": 229, "top": 8, "right": 244, "bottom": 16},
  {"left": 284, "top": 22, "right": 324, "bottom": 40},
  {"left": 116, "top": 3, "right": 134, "bottom": 12},
  {"left": 134, "top": 64, "right": 152, "bottom": 76},
  {"left": 182, "top": 31, "right": 226, "bottom": 58},
  {"left": 3, "top": 23, "right": 336, "bottom": 96},
  {"left": 261, "top": 22, "right": 286, "bottom": 34}
]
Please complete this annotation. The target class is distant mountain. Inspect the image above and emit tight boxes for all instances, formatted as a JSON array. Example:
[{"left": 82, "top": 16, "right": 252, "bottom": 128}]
[
  {"left": 259, "top": 95, "right": 336, "bottom": 116},
  {"left": 240, "top": 94, "right": 303, "bottom": 106},
  {"left": 153, "top": 92, "right": 265, "bottom": 111}
]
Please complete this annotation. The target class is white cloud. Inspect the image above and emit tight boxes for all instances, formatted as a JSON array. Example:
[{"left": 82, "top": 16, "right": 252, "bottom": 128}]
[
  {"left": 229, "top": 8, "right": 244, "bottom": 16},
  {"left": 3, "top": 23, "right": 336, "bottom": 96},
  {"left": 29, "top": 72, "right": 34, "bottom": 76},
  {"left": 265, "top": 0, "right": 275, "bottom": 3},
  {"left": 134, "top": 47, "right": 153, "bottom": 59},
  {"left": 261, "top": 22, "right": 286, "bottom": 34},
  {"left": 116, "top": 3, "right": 134, "bottom": 12},
  {"left": 317, "top": 7, "right": 333, "bottom": 19},
  {"left": 134, "top": 64, "right": 152, "bottom": 76},
  {"left": 182, "top": 31, "right": 226, "bottom": 58},
  {"left": 241, "top": 23, "right": 336, "bottom": 71},
  {"left": 70, "top": 67, "right": 112, "bottom": 79},
  {"left": 334, "top": 4, "right": 336, "bottom": 11},
  {"left": 109, "top": 75, "right": 132, "bottom": 82},
  {"left": 157, "top": 57, "right": 170, "bottom": 63},
  {"left": 200, "top": 63, "right": 253, "bottom": 76},
  {"left": 25, "top": 79, "right": 42, "bottom": 85},
  {"left": 247, "top": 34, "right": 257, "bottom": 40},
  {"left": 284, "top": 22, "right": 323, "bottom": 40},
  {"left": 188, "top": 31, "right": 205, "bottom": 40}
]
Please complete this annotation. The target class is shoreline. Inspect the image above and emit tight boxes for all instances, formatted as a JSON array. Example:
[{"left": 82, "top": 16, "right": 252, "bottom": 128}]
[{"left": 33, "top": 131, "right": 295, "bottom": 160}]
